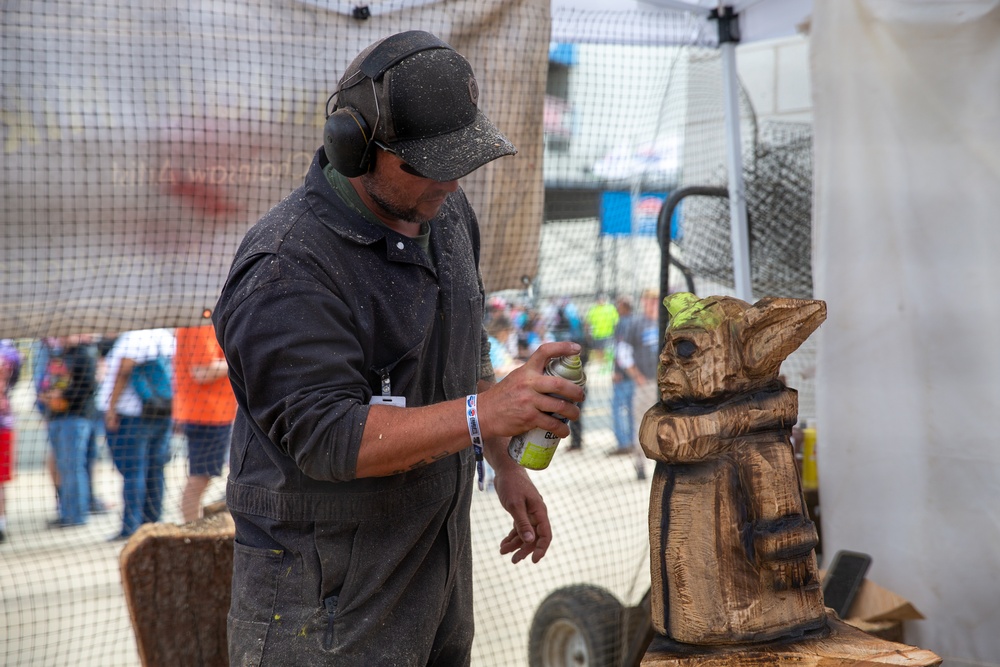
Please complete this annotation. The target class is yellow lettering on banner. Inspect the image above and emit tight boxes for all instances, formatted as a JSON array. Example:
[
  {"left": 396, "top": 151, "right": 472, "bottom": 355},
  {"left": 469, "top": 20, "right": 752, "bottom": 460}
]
[
  {"left": 57, "top": 83, "right": 86, "bottom": 136},
  {"left": 43, "top": 99, "right": 62, "bottom": 143},
  {"left": 1, "top": 106, "right": 41, "bottom": 154},
  {"left": 290, "top": 87, "right": 308, "bottom": 127},
  {"left": 112, "top": 161, "right": 132, "bottom": 187},
  {"left": 260, "top": 162, "right": 277, "bottom": 182},
  {"left": 40, "top": 152, "right": 311, "bottom": 188},
  {"left": 177, "top": 65, "right": 197, "bottom": 117},
  {"left": 87, "top": 75, "right": 113, "bottom": 128},
  {"left": 145, "top": 78, "right": 181, "bottom": 118},
  {"left": 271, "top": 95, "right": 286, "bottom": 125},
  {"left": 158, "top": 160, "right": 175, "bottom": 185},
  {"left": 186, "top": 167, "right": 208, "bottom": 185},
  {"left": 210, "top": 166, "right": 227, "bottom": 185}
]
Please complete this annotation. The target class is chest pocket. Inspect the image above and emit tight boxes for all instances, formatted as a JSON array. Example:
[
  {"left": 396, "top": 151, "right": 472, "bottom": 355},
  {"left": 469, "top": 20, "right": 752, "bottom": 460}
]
[
  {"left": 367, "top": 334, "right": 429, "bottom": 406},
  {"left": 438, "top": 295, "right": 483, "bottom": 399}
]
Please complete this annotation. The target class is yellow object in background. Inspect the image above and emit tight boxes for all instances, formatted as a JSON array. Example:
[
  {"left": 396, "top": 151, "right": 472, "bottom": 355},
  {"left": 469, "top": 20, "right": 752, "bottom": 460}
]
[{"left": 801, "top": 426, "right": 818, "bottom": 490}]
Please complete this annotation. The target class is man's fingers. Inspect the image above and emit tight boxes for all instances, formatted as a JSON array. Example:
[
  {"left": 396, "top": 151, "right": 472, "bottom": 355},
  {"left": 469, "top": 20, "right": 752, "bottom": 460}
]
[
  {"left": 531, "top": 524, "right": 552, "bottom": 562},
  {"left": 499, "top": 530, "right": 533, "bottom": 564},
  {"left": 512, "top": 501, "right": 550, "bottom": 563},
  {"left": 499, "top": 529, "right": 524, "bottom": 558},
  {"left": 525, "top": 341, "right": 582, "bottom": 372}
]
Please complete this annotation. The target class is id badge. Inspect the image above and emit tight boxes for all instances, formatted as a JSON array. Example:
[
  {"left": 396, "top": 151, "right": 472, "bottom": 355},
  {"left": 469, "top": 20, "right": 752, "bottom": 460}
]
[{"left": 370, "top": 395, "right": 406, "bottom": 407}]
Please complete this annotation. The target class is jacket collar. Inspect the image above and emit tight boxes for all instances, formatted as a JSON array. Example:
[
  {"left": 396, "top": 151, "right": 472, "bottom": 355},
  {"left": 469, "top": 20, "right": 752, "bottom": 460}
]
[{"left": 304, "top": 148, "right": 436, "bottom": 272}]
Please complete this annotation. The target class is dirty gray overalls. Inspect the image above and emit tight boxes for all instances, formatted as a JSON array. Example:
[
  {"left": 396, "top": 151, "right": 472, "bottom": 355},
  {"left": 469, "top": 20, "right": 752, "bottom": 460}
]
[
  {"left": 216, "top": 148, "right": 488, "bottom": 666},
  {"left": 226, "top": 448, "right": 476, "bottom": 666}
]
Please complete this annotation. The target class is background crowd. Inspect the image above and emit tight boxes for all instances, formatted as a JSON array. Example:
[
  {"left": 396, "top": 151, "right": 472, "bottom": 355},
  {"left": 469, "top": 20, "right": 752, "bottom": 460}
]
[
  {"left": 0, "top": 289, "right": 662, "bottom": 543},
  {"left": 0, "top": 324, "right": 236, "bottom": 544},
  {"left": 486, "top": 289, "right": 662, "bottom": 479}
]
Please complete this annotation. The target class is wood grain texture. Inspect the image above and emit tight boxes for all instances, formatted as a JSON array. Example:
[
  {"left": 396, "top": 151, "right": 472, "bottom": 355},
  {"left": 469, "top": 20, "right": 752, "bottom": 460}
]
[
  {"left": 641, "top": 294, "right": 829, "bottom": 645},
  {"left": 640, "top": 612, "right": 941, "bottom": 666}
]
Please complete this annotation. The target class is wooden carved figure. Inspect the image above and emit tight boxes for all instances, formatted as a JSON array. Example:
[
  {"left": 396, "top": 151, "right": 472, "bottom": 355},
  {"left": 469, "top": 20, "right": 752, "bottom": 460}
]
[{"left": 638, "top": 292, "right": 827, "bottom": 645}]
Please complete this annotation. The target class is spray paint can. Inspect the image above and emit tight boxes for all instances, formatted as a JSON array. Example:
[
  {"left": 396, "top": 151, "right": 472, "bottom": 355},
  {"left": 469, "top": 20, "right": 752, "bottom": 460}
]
[{"left": 508, "top": 354, "right": 587, "bottom": 470}]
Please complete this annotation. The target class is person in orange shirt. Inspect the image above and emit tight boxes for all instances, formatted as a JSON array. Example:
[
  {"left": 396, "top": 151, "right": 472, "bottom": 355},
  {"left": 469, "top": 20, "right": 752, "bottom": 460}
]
[{"left": 173, "top": 325, "right": 237, "bottom": 522}]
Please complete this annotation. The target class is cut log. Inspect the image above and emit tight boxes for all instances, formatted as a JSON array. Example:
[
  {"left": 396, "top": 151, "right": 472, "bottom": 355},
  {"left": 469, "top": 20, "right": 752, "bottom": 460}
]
[{"left": 119, "top": 512, "right": 235, "bottom": 667}]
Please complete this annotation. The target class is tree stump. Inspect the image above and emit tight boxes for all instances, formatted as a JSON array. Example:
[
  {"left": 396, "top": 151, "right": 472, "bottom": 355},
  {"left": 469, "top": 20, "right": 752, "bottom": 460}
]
[{"left": 119, "top": 511, "right": 235, "bottom": 667}]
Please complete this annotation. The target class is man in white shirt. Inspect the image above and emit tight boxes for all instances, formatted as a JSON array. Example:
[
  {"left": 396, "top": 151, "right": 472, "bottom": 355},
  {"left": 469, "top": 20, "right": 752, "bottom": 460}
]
[{"left": 97, "top": 328, "right": 176, "bottom": 540}]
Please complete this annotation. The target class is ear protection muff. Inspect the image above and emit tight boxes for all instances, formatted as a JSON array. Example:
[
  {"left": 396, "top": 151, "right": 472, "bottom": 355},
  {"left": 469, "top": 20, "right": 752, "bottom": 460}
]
[
  {"left": 324, "top": 105, "right": 373, "bottom": 178},
  {"left": 323, "top": 30, "right": 454, "bottom": 177}
]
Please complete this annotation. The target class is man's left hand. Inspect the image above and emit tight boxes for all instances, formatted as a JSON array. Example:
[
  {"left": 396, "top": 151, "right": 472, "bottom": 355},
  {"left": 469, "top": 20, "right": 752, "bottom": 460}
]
[{"left": 494, "top": 464, "right": 551, "bottom": 564}]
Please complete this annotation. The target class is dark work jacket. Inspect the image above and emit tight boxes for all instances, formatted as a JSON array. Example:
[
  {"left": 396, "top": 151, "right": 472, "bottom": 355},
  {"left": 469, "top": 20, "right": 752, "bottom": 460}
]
[
  {"left": 214, "top": 148, "right": 489, "bottom": 522},
  {"left": 57, "top": 344, "right": 98, "bottom": 418}
]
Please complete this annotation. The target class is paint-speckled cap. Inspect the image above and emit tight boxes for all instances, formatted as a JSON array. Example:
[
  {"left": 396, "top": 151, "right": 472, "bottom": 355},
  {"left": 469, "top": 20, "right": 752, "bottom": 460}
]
[{"left": 336, "top": 31, "right": 516, "bottom": 181}]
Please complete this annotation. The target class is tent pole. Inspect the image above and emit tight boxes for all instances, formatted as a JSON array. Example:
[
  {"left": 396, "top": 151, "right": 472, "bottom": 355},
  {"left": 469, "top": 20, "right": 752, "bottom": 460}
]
[{"left": 714, "top": 6, "right": 753, "bottom": 302}]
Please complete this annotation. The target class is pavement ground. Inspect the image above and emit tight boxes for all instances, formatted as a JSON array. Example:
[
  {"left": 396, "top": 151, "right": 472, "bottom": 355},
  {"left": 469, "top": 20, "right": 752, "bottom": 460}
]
[{"left": 1, "top": 360, "right": 654, "bottom": 666}]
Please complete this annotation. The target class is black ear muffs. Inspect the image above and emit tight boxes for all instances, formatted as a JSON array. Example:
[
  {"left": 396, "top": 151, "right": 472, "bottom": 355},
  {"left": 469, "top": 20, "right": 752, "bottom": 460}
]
[
  {"left": 324, "top": 106, "right": 374, "bottom": 178},
  {"left": 324, "top": 31, "right": 454, "bottom": 177}
]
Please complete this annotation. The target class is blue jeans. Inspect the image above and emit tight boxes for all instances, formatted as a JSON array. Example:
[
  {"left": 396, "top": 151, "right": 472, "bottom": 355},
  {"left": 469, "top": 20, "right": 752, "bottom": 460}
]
[
  {"left": 107, "top": 415, "right": 173, "bottom": 537},
  {"left": 88, "top": 413, "right": 105, "bottom": 507},
  {"left": 612, "top": 377, "right": 636, "bottom": 449},
  {"left": 49, "top": 417, "right": 93, "bottom": 525}
]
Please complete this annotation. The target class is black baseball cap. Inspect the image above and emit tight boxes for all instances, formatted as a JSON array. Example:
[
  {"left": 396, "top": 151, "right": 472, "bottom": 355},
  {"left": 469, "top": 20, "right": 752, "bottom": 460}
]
[{"left": 336, "top": 31, "right": 517, "bottom": 181}]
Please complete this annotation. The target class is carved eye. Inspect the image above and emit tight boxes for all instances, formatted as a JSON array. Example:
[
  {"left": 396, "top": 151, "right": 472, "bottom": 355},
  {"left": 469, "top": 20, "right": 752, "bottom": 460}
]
[{"left": 674, "top": 339, "right": 697, "bottom": 359}]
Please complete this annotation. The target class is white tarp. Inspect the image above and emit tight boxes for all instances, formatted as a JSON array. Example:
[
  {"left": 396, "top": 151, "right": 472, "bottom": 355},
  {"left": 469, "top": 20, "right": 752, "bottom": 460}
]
[
  {"left": 1, "top": 0, "right": 549, "bottom": 337},
  {"left": 812, "top": 1, "right": 1000, "bottom": 664}
]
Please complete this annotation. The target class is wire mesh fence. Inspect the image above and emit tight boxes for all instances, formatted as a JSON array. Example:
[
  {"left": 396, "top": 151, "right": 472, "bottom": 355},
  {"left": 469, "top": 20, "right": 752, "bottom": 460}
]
[{"left": 1, "top": 2, "right": 813, "bottom": 665}]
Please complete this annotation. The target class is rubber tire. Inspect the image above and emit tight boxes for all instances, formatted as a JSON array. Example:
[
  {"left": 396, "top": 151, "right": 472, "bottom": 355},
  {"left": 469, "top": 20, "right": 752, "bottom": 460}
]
[{"left": 528, "top": 584, "right": 625, "bottom": 667}]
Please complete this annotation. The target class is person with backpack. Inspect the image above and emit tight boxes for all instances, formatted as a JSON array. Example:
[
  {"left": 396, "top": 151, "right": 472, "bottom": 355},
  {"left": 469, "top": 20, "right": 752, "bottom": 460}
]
[
  {"left": 32, "top": 337, "right": 113, "bottom": 519},
  {"left": 97, "top": 328, "right": 176, "bottom": 541},
  {"left": 38, "top": 335, "right": 100, "bottom": 528}
]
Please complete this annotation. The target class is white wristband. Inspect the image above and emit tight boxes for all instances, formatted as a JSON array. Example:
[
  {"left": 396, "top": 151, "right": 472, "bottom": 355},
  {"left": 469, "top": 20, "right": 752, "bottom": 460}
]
[{"left": 465, "top": 394, "right": 485, "bottom": 490}]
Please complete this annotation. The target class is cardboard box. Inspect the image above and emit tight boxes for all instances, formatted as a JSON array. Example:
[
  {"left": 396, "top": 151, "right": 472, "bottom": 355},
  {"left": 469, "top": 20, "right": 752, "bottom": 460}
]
[{"left": 819, "top": 571, "right": 924, "bottom": 643}]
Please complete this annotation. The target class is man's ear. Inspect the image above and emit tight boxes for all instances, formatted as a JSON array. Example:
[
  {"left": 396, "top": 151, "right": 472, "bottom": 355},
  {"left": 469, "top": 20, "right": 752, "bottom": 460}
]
[{"left": 741, "top": 298, "right": 826, "bottom": 378}]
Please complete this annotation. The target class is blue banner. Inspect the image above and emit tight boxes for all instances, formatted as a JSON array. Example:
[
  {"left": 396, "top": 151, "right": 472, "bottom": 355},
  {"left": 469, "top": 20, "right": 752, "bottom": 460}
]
[{"left": 600, "top": 191, "right": 679, "bottom": 239}]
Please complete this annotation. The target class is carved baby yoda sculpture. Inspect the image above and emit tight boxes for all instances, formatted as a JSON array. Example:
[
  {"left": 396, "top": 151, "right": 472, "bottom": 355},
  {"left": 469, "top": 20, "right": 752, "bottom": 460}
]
[{"left": 638, "top": 292, "right": 827, "bottom": 645}]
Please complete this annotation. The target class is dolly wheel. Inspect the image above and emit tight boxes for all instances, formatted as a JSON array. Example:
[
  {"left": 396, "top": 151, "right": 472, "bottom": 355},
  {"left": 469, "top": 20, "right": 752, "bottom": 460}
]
[{"left": 528, "top": 584, "right": 624, "bottom": 667}]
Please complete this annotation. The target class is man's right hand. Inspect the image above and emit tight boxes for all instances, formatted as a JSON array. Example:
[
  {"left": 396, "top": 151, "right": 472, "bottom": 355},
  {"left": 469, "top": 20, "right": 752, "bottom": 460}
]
[
  {"left": 356, "top": 341, "right": 585, "bottom": 479},
  {"left": 477, "top": 341, "right": 585, "bottom": 440},
  {"left": 104, "top": 410, "right": 120, "bottom": 433}
]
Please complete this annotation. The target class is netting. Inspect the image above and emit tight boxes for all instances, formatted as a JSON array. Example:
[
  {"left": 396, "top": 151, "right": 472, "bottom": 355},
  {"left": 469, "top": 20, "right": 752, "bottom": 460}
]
[{"left": 1, "top": 2, "right": 814, "bottom": 665}]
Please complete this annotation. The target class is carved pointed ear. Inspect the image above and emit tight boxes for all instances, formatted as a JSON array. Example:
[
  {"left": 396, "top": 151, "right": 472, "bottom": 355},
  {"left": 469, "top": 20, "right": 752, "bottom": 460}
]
[{"left": 741, "top": 298, "right": 827, "bottom": 378}]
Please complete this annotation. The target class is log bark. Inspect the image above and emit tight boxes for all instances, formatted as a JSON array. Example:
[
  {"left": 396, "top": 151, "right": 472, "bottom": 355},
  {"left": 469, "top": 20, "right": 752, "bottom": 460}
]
[{"left": 119, "top": 512, "right": 235, "bottom": 667}]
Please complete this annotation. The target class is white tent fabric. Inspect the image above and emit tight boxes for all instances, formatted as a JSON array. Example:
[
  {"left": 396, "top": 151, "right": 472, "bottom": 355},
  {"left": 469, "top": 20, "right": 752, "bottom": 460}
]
[
  {"left": 550, "top": 0, "right": 813, "bottom": 45},
  {"left": 812, "top": 1, "right": 1000, "bottom": 664}
]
